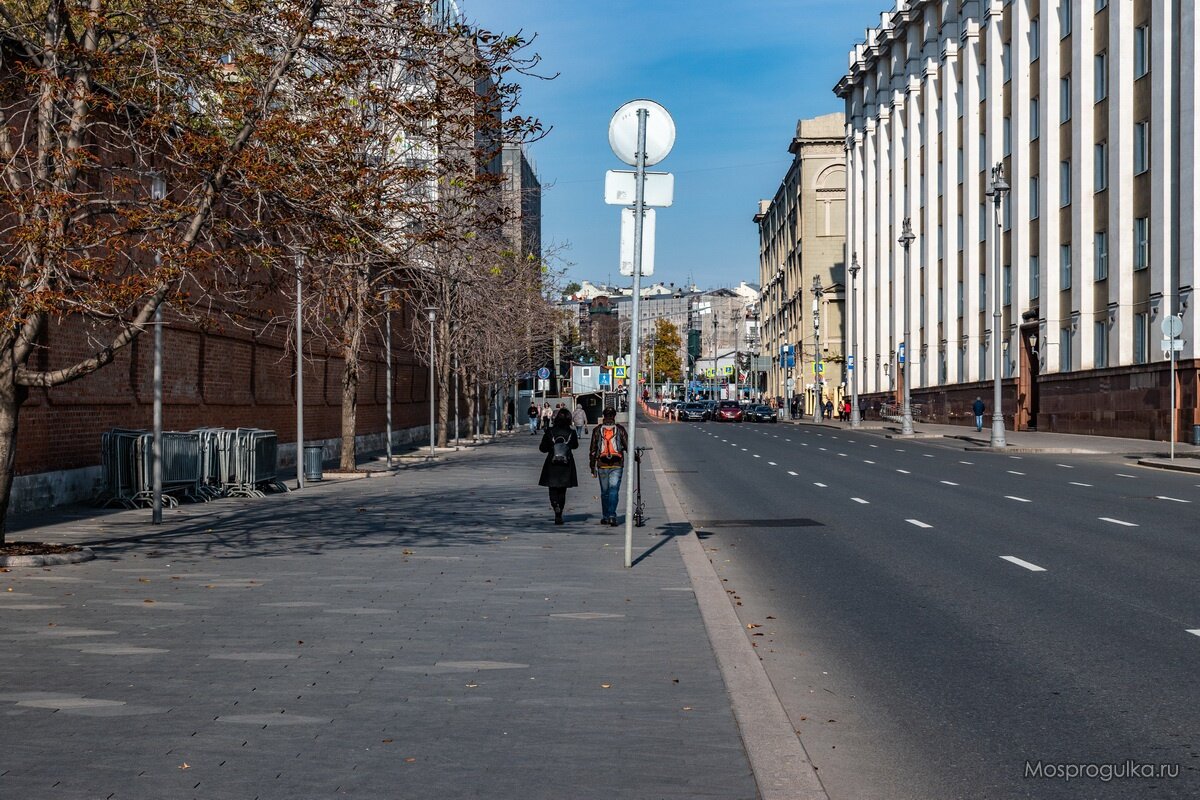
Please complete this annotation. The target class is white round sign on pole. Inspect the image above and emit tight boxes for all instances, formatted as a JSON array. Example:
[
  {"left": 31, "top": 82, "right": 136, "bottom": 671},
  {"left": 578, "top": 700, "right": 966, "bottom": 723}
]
[
  {"left": 608, "top": 100, "right": 675, "bottom": 166},
  {"left": 1161, "top": 315, "right": 1183, "bottom": 338}
]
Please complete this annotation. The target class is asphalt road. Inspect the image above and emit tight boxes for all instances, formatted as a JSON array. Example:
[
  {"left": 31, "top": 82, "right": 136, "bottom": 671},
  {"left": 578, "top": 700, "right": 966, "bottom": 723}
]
[{"left": 646, "top": 417, "right": 1200, "bottom": 800}]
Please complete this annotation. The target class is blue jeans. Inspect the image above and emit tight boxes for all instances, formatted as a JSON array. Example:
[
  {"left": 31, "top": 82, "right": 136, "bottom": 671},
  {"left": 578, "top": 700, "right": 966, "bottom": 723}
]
[
  {"left": 597, "top": 466, "right": 623, "bottom": 521},
  {"left": 974, "top": 414, "right": 984, "bottom": 430},
  {"left": 528, "top": 418, "right": 537, "bottom": 433}
]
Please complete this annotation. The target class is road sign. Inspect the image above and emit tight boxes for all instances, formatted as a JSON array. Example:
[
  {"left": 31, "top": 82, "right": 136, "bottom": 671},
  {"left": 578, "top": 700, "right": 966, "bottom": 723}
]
[
  {"left": 704, "top": 368, "right": 715, "bottom": 378},
  {"left": 608, "top": 99, "right": 676, "bottom": 167},
  {"left": 614, "top": 366, "right": 627, "bottom": 379},
  {"left": 786, "top": 377, "right": 795, "bottom": 390},
  {"left": 599, "top": 371, "right": 612, "bottom": 386},
  {"left": 847, "top": 355, "right": 855, "bottom": 371},
  {"left": 814, "top": 362, "right": 824, "bottom": 375},
  {"left": 722, "top": 365, "right": 734, "bottom": 376},
  {"left": 537, "top": 379, "right": 549, "bottom": 391},
  {"left": 607, "top": 355, "right": 615, "bottom": 366},
  {"left": 898, "top": 343, "right": 906, "bottom": 365},
  {"left": 619, "top": 207, "right": 655, "bottom": 276},
  {"left": 1162, "top": 315, "right": 1183, "bottom": 338},
  {"left": 537, "top": 367, "right": 550, "bottom": 380},
  {"left": 605, "top": 171, "right": 674, "bottom": 207},
  {"left": 1162, "top": 338, "right": 1184, "bottom": 352}
]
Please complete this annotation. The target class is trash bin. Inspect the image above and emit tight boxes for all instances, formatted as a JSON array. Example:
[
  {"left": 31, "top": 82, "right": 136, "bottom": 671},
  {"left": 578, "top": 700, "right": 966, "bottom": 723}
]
[
  {"left": 1193, "top": 425, "right": 1200, "bottom": 447},
  {"left": 303, "top": 445, "right": 324, "bottom": 482}
]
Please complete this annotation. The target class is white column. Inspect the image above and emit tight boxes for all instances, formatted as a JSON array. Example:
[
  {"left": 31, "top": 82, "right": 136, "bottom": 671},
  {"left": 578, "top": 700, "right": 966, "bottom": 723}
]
[
  {"left": 942, "top": 38, "right": 962, "bottom": 383},
  {"left": 853, "top": 128, "right": 867, "bottom": 386},
  {"left": 865, "top": 114, "right": 880, "bottom": 392},
  {"left": 985, "top": 1, "right": 1006, "bottom": 380},
  {"left": 1182, "top": 0, "right": 1200, "bottom": 357},
  {"left": 1010, "top": 0, "right": 1032, "bottom": 331},
  {"left": 879, "top": 102, "right": 894, "bottom": 392},
  {"left": 892, "top": 88, "right": 906, "bottom": 393},
  {"left": 923, "top": 56, "right": 940, "bottom": 387},
  {"left": 906, "top": 74, "right": 922, "bottom": 389},
  {"left": 1075, "top": 0, "right": 1097, "bottom": 367},
  {"left": 962, "top": 20, "right": 983, "bottom": 382},
  {"left": 1151, "top": 0, "right": 1176, "bottom": 347},
  {"left": 1041, "top": 0, "right": 1065, "bottom": 371},
  {"left": 1109, "top": 0, "right": 1134, "bottom": 366}
]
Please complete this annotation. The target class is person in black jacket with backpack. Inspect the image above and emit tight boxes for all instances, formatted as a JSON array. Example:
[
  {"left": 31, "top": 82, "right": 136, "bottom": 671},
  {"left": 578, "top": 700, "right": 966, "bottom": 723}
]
[{"left": 538, "top": 407, "right": 579, "bottom": 524}]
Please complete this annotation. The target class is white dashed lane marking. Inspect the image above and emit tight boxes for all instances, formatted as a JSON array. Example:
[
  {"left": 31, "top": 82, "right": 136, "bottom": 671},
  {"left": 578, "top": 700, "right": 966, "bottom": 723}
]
[
  {"left": 767, "top": 461, "right": 777, "bottom": 466},
  {"left": 1099, "top": 517, "right": 1139, "bottom": 527},
  {"left": 863, "top": 460, "right": 875, "bottom": 464},
  {"left": 1056, "top": 464, "right": 1074, "bottom": 469},
  {"left": 896, "top": 469, "right": 911, "bottom": 474},
  {"left": 960, "top": 461, "right": 973, "bottom": 465},
  {"left": 752, "top": 454, "right": 760, "bottom": 458},
  {"left": 1188, "top": 629, "right": 1200, "bottom": 638},
  {"left": 1001, "top": 556, "right": 1047, "bottom": 572},
  {"left": 1116, "top": 474, "right": 1137, "bottom": 478},
  {"left": 1005, "top": 496, "right": 1032, "bottom": 503},
  {"left": 906, "top": 519, "right": 932, "bottom": 529},
  {"left": 940, "top": 480, "right": 959, "bottom": 486},
  {"left": 787, "top": 471, "right": 798, "bottom": 476},
  {"left": 1069, "top": 482, "right": 1093, "bottom": 487},
  {"left": 1007, "top": 470, "right": 1026, "bottom": 476},
  {"left": 1157, "top": 496, "right": 1191, "bottom": 503},
  {"left": 851, "top": 497, "right": 869, "bottom": 504},
  {"left": 813, "top": 482, "right": 827, "bottom": 488}
]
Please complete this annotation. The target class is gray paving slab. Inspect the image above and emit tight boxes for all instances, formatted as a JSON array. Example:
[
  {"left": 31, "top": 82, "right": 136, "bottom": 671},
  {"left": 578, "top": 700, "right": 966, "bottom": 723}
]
[{"left": 0, "top": 435, "right": 758, "bottom": 799}]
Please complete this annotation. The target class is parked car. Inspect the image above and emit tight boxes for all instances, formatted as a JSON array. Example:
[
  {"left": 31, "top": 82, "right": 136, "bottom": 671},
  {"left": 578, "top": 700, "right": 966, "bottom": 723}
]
[
  {"left": 677, "top": 402, "right": 710, "bottom": 422},
  {"left": 714, "top": 400, "right": 743, "bottom": 423},
  {"left": 745, "top": 405, "right": 778, "bottom": 423}
]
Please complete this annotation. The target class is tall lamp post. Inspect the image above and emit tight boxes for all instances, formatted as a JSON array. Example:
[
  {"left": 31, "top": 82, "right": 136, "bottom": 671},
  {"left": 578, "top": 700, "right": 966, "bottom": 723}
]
[
  {"left": 426, "top": 307, "right": 437, "bottom": 457},
  {"left": 811, "top": 275, "right": 823, "bottom": 423},
  {"left": 848, "top": 253, "right": 862, "bottom": 428},
  {"left": 384, "top": 290, "right": 393, "bottom": 467},
  {"left": 150, "top": 174, "right": 166, "bottom": 523},
  {"left": 294, "top": 252, "right": 305, "bottom": 489},
  {"left": 450, "top": 320, "right": 460, "bottom": 447},
  {"left": 898, "top": 219, "right": 916, "bottom": 436},
  {"left": 985, "top": 163, "right": 1009, "bottom": 448}
]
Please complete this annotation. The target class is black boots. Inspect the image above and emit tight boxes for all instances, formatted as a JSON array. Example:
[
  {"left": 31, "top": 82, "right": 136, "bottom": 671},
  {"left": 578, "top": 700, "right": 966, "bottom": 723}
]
[{"left": 552, "top": 503, "right": 564, "bottom": 525}]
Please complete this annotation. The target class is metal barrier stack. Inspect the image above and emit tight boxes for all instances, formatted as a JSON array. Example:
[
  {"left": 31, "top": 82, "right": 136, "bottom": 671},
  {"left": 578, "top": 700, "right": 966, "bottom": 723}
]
[{"left": 99, "top": 427, "right": 287, "bottom": 508}]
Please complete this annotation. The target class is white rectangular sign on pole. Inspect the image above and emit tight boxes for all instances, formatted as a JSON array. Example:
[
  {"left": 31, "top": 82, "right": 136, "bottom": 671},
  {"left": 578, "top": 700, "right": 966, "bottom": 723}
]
[
  {"left": 605, "top": 171, "right": 674, "bottom": 207},
  {"left": 620, "top": 207, "right": 655, "bottom": 276}
]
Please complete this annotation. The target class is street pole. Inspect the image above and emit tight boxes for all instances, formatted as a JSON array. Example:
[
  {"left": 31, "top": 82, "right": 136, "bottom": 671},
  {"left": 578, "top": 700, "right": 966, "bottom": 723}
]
[
  {"left": 898, "top": 218, "right": 915, "bottom": 436},
  {"left": 812, "top": 276, "right": 823, "bottom": 423},
  {"left": 987, "top": 164, "right": 1009, "bottom": 448},
  {"left": 623, "top": 108, "right": 649, "bottom": 569},
  {"left": 150, "top": 175, "right": 165, "bottom": 523},
  {"left": 1170, "top": 344, "right": 1177, "bottom": 461},
  {"left": 451, "top": 320, "right": 460, "bottom": 447},
  {"left": 385, "top": 290, "right": 393, "bottom": 468},
  {"left": 426, "top": 307, "right": 436, "bottom": 457},
  {"left": 295, "top": 253, "right": 305, "bottom": 489},
  {"left": 849, "top": 253, "right": 862, "bottom": 428}
]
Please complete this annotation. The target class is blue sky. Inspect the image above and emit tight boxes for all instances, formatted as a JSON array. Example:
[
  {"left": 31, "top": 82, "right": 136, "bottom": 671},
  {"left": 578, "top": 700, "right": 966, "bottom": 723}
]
[{"left": 464, "top": 1, "right": 886, "bottom": 290}]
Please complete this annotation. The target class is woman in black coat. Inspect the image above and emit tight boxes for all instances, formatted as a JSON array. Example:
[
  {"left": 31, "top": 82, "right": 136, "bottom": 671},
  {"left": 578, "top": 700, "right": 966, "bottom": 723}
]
[{"left": 538, "top": 407, "right": 579, "bottom": 524}]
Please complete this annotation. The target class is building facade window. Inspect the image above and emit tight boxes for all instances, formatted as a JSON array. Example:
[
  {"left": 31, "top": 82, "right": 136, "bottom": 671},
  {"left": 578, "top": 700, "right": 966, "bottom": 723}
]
[
  {"left": 1030, "top": 175, "right": 1039, "bottom": 219},
  {"left": 1030, "top": 96, "right": 1040, "bottom": 139},
  {"left": 1060, "top": 76, "right": 1071, "bottom": 122},
  {"left": 1029, "top": 255, "right": 1040, "bottom": 300},
  {"left": 1003, "top": 43, "right": 1012, "bottom": 82},
  {"left": 1003, "top": 264, "right": 1012, "bottom": 306},
  {"left": 1094, "top": 142, "right": 1108, "bottom": 191},
  {"left": 1133, "top": 312, "right": 1148, "bottom": 363},
  {"left": 1059, "top": 1, "right": 1071, "bottom": 36},
  {"left": 1030, "top": 18, "right": 1040, "bottom": 61},
  {"left": 1134, "top": 26, "right": 1150, "bottom": 78},
  {"left": 1060, "top": 243, "right": 1072, "bottom": 289},
  {"left": 1060, "top": 327, "right": 1072, "bottom": 372},
  {"left": 1095, "top": 53, "right": 1108, "bottom": 102},
  {"left": 1134, "top": 121, "right": 1150, "bottom": 174},
  {"left": 1003, "top": 116, "right": 1012, "bottom": 156},
  {"left": 1134, "top": 217, "right": 1149, "bottom": 270},
  {"left": 1094, "top": 321, "right": 1107, "bottom": 368},
  {"left": 1094, "top": 231, "right": 1108, "bottom": 280},
  {"left": 1096, "top": 0, "right": 1108, "bottom": 10},
  {"left": 1060, "top": 160, "right": 1071, "bottom": 206}
]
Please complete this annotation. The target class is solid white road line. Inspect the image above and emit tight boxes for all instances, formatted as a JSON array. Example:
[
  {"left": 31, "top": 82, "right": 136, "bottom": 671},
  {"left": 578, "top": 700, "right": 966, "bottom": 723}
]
[
  {"left": 940, "top": 480, "right": 959, "bottom": 486},
  {"left": 1157, "top": 496, "right": 1191, "bottom": 503},
  {"left": 1001, "top": 556, "right": 1046, "bottom": 572},
  {"left": 813, "top": 482, "right": 827, "bottom": 488},
  {"left": 906, "top": 519, "right": 932, "bottom": 528},
  {"left": 1069, "top": 482, "right": 1093, "bottom": 487},
  {"left": 851, "top": 497, "right": 869, "bottom": 504},
  {"left": 1005, "top": 496, "right": 1032, "bottom": 503},
  {"left": 1099, "top": 517, "right": 1139, "bottom": 527},
  {"left": 787, "top": 470, "right": 798, "bottom": 476}
]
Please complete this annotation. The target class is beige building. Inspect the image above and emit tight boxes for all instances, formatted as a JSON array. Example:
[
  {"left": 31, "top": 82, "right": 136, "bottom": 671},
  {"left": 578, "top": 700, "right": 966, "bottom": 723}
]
[
  {"left": 754, "top": 113, "right": 848, "bottom": 412},
  {"left": 834, "top": 0, "right": 1200, "bottom": 438}
]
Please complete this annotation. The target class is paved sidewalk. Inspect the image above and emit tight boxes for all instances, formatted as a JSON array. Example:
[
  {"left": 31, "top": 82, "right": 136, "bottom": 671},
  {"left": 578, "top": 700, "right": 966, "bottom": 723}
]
[{"left": 0, "top": 435, "right": 757, "bottom": 799}]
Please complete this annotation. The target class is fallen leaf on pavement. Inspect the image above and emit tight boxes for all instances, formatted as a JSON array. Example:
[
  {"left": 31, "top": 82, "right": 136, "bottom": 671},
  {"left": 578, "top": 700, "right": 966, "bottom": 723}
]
[
  {"left": 746, "top": 623, "right": 761, "bottom": 629},
  {"left": 600, "top": 683, "right": 612, "bottom": 689},
  {"left": 179, "top": 763, "right": 190, "bottom": 770}
]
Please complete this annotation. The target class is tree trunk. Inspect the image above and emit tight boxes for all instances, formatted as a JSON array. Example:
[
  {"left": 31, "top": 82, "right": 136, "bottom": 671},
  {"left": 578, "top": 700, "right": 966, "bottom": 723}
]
[
  {"left": 436, "top": 318, "right": 451, "bottom": 448},
  {"left": 340, "top": 345, "right": 359, "bottom": 471},
  {"left": 464, "top": 376, "right": 477, "bottom": 439},
  {"left": 0, "top": 360, "right": 28, "bottom": 544}
]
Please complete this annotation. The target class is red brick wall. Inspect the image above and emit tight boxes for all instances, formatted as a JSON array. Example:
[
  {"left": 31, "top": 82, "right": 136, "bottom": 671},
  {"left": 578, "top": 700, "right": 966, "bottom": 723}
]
[{"left": 17, "top": 312, "right": 429, "bottom": 476}]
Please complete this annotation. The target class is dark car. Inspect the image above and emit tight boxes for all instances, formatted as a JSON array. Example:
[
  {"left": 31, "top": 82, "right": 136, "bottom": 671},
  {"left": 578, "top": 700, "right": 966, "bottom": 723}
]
[
  {"left": 745, "top": 405, "right": 778, "bottom": 423},
  {"left": 714, "top": 400, "right": 743, "bottom": 423},
  {"left": 677, "top": 402, "right": 710, "bottom": 421}
]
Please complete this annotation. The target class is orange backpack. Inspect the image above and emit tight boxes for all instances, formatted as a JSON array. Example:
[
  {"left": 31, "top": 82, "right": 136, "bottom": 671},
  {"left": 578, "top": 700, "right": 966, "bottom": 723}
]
[{"left": 599, "top": 426, "right": 622, "bottom": 463}]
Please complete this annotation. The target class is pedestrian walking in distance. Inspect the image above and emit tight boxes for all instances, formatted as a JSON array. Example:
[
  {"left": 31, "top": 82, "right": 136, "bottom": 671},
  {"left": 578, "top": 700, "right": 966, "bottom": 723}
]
[
  {"left": 973, "top": 396, "right": 986, "bottom": 432},
  {"left": 527, "top": 404, "right": 539, "bottom": 435},
  {"left": 571, "top": 402, "right": 588, "bottom": 439},
  {"left": 540, "top": 402, "right": 553, "bottom": 431},
  {"left": 538, "top": 408, "right": 579, "bottom": 525},
  {"left": 589, "top": 407, "right": 628, "bottom": 526}
]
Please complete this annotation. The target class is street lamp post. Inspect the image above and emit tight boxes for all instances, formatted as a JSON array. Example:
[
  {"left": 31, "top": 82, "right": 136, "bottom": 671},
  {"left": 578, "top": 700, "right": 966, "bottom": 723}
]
[
  {"left": 384, "top": 290, "right": 393, "bottom": 467},
  {"left": 898, "top": 219, "right": 916, "bottom": 436},
  {"left": 150, "top": 174, "right": 166, "bottom": 524},
  {"left": 811, "top": 275, "right": 823, "bottom": 423},
  {"left": 450, "top": 320, "right": 460, "bottom": 447},
  {"left": 426, "top": 307, "right": 437, "bottom": 457},
  {"left": 295, "top": 252, "right": 305, "bottom": 489},
  {"left": 848, "top": 253, "right": 862, "bottom": 428},
  {"left": 985, "top": 163, "right": 1009, "bottom": 448}
]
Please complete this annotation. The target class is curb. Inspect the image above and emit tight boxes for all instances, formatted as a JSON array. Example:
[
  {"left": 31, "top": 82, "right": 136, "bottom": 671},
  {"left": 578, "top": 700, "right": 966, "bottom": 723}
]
[
  {"left": 643, "top": 429, "right": 829, "bottom": 800},
  {"left": 0, "top": 547, "right": 95, "bottom": 568},
  {"left": 1137, "top": 458, "right": 1200, "bottom": 474}
]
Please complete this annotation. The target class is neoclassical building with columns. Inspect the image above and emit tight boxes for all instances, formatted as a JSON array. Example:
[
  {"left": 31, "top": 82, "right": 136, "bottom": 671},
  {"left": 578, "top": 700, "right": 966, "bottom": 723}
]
[{"left": 834, "top": 0, "right": 1198, "bottom": 439}]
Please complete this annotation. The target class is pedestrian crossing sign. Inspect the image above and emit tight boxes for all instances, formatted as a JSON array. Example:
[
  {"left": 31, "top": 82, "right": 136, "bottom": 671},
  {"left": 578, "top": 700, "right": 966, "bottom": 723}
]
[
  {"left": 722, "top": 365, "right": 734, "bottom": 376},
  {"left": 704, "top": 368, "right": 715, "bottom": 377},
  {"left": 814, "top": 362, "right": 824, "bottom": 375},
  {"left": 614, "top": 366, "right": 627, "bottom": 379}
]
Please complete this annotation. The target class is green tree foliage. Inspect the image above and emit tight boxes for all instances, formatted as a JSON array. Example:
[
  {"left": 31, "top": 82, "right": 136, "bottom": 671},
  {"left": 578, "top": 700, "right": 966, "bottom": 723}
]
[{"left": 651, "top": 319, "right": 683, "bottom": 382}]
